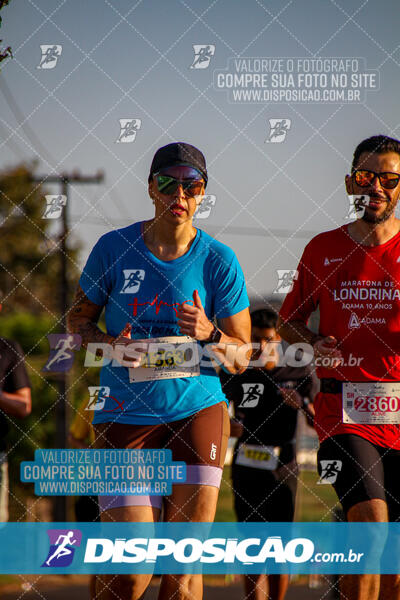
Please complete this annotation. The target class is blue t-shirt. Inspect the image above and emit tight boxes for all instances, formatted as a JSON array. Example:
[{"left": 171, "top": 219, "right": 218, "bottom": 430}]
[{"left": 79, "top": 221, "right": 249, "bottom": 425}]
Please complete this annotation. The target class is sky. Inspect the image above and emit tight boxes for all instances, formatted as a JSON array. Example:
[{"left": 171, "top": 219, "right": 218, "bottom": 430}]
[{"left": 1, "top": 0, "right": 400, "bottom": 302}]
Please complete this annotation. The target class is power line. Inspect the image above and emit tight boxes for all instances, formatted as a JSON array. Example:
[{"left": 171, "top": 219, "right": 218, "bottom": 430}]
[{"left": 69, "top": 215, "right": 318, "bottom": 239}]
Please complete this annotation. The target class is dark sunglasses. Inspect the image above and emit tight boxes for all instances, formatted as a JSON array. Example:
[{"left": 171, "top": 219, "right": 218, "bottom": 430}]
[
  {"left": 154, "top": 173, "right": 204, "bottom": 197},
  {"left": 353, "top": 169, "right": 400, "bottom": 190}
]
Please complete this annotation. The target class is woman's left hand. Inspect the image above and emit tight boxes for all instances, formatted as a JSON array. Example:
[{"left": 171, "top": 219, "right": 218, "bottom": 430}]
[{"left": 177, "top": 290, "right": 214, "bottom": 341}]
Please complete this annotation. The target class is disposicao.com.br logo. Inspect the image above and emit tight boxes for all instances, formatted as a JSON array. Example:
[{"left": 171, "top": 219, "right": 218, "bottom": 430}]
[{"left": 83, "top": 536, "right": 314, "bottom": 564}]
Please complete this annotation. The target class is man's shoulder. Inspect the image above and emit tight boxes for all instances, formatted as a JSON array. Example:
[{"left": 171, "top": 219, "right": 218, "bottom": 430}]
[{"left": 306, "top": 226, "right": 346, "bottom": 250}]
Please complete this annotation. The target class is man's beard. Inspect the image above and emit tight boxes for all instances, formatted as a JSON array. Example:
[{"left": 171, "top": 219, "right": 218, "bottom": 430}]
[{"left": 362, "top": 199, "right": 397, "bottom": 224}]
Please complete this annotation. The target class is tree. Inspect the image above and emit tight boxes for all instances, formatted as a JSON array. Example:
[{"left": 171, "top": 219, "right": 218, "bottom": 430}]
[{"left": 0, "top": 161, "right": 81, "bottom": 315}]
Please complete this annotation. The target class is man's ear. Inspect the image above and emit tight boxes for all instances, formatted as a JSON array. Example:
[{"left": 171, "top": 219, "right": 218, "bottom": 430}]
[{"left": 345, "top": 174, "right": 353, "bottom": 195}]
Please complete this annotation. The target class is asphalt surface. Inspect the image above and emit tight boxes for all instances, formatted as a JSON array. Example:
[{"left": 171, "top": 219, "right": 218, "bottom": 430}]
[{"left": 0, "top": 577, "right": 337, "bottom": 599}]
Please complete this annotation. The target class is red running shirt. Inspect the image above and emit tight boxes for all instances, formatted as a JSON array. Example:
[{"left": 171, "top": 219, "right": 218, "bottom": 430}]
[{"left": 279, "top": 225, "right": 400, "bottom": 449}]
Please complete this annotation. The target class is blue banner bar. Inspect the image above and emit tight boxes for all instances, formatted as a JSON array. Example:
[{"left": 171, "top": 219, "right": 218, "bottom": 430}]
[{"left": 0, "top": 522, "right": 399, "bottom": 574}]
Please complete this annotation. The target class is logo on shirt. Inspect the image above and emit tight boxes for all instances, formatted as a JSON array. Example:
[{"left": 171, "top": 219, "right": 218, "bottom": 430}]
[
  {"left": 317, "top": 460, "right": 342, "bottom": 484},
  {"left": 397, "top": 256, "right": 400, "bottom": 263},
  {"left": 324, "top": 257, "right": 342, "bottom": 266},
  {"left": 239, "top": 383, "right": 264, "bottom": 408},
  {"left": 348, "top": 313, "right": 361, "bottom": 329},
  {"left": 86, "top": 386, "right": 111, "bottom": 411},
  {"left": 210, "top": 443, "right": 217, "bottom": 460},
  {"left": 273, "top": 270, "right": 298, "bottom": 294},
  {"left": 120, "top": 269, "right": 146, "bottom": 294},
  {"left": 86, "top": 386, "right": 125, "bottom": 412},
  {"left": 348, "top": 313, "right": 386, "bottom": 328}
]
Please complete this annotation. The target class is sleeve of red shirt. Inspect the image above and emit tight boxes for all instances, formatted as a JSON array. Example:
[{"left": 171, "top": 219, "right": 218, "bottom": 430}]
[{"left": 279, "top": 239, "right": 320, "bottom": 325}]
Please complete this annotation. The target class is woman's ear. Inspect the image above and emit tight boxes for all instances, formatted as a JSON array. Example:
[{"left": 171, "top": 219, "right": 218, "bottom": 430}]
[{"left": 148, "top": 181, "right": 156, "bottom": 204}]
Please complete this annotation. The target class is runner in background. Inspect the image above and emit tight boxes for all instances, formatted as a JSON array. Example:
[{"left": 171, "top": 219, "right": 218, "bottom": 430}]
[
  {"left": 278, "top": 135, "right": 400, "bottom": 600},
  {"left": 0, "top": 291, "right": 31, "bottom": 522},
  {"left": 220, "top": 308, "right": 316, "bottom": 600},
  {"left": 67, "top": 142, "right": 251, "bottom": 600}
]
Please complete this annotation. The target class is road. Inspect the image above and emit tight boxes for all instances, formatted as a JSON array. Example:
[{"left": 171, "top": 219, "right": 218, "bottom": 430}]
[{"left": 0, "top": 576, "right": 337, "bottom": 599}]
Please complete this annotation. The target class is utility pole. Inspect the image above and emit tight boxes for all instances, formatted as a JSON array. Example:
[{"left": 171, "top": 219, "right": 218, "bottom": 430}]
[{"left": 30, "top": 171, "right": 104, "bottom": 522}]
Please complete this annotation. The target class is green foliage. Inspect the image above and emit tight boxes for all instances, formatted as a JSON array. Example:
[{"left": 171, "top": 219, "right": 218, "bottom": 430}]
[
  {"left": 0, "top": 311, "right": 56, "bottom": 355},
  {"left": 0, "top": 161, "right": 85, "bottom": 519},
  {"left": 0, "top": 162, "right": 81, "bottom": 314}
]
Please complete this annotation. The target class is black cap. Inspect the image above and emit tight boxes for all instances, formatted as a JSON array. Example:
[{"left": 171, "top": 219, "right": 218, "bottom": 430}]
[{"left": 149, "top": 142, "right": 208, "bottom": 186}]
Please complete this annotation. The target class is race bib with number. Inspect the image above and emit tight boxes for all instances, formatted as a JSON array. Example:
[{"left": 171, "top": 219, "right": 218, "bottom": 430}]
[
  {"left": 128, "top": 336, "right": 200, "bottom": 383},
  {"left": 343, "top": 382, "right": 400, "bottom": 424},
  {"left": 235, "top": 444, "right": 280, "bottom": 470}
]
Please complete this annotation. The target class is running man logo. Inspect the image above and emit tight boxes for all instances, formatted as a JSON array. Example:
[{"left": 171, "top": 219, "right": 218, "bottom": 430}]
[
  {"left": 42, "top": 195, "right": 67, "bottom": 219},
  {"left": 193, "top": 195, "right": 216, "bottom": 219},
  {"left": 345, "top": 195, "right": 370, "bottom": 220},
  {"left": 120, "top": 269, "right": 146, "bottom": 294},
  {"left": 273, "top": 270, "right": 298, "bottom": 294},
  {"left": 86, "top": 386, "right": 111, "bottom": 411},
  {"left": 239, "top": 383, "right": 264, "bottom": 408},
  {"left": 37, "top": 45, "right": 62, "bottom": 69},
  {"left": 42, "top": 334, "right": 82, "bottom": 373},
  {"left": 265, "top": 119, "right": 291, "bottom": 143},
  {"left": 190, "top": 45, "right": 215, "bottom": 69},
  {"left": 116, "top": 119, "right": 142, "bottom": 143},
  {"left": 348, "top": 313, "right": 361, "bottom": 329},
  {"left": 42, "top": 529, "right": 82, "bottom": 567},
  {"left": 317, "top": 460, "right": 342, "bottom": 484}
]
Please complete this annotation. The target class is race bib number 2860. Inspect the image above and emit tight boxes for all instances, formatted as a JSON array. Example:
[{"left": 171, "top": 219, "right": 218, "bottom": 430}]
[{"left": 343, "top": 382, "right": 400, "bottom": 424}]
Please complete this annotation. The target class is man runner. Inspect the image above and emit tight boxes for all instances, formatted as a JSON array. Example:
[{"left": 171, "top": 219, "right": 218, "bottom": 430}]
[{"left": 278, "top": 135, "right": 400, "bottom": 600}]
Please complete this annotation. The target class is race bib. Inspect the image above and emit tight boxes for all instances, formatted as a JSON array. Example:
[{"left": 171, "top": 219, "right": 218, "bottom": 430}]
[
  {"left": 128, "top": 336, "right": 200, "bottom": 383},
  {"left": 235, "top": 444, "right": 280, "bottom": 470},
  {"left": 343, "top": 382, "right": 400, "bottom": 424}
]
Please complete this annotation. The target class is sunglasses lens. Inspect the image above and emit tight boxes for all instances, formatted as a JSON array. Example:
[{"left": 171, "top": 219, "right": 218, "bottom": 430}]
[
  {"left": 156, "top": 176, "right": 204, "bottom": 196},
  {"left": 182, "top": 181, "right": 204, "bottom": 196},
  {"left": 354, "top": 170, "right": 400, "bottom": 189},
  {"left": 380, "top": 173, "right": 400, "bottom": 189},
  {"left": 156, "top": 175, "right": 177, "bottom": 194},
  {"left": 354, "top": 170, "right": 374, "bottom": 187}
]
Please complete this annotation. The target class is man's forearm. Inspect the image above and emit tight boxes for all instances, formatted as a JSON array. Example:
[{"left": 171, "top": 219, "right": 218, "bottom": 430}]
[
  {"left": 277, "top": 318, "right": 321, "bottom": 347},
  {"left": 0, "top": 391, "right": 31, "bottom": 418}
]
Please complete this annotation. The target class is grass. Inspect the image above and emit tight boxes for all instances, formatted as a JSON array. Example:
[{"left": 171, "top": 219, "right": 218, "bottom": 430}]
[{"left": 215, "top": 466, "right": 340, "bottom": 522}]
